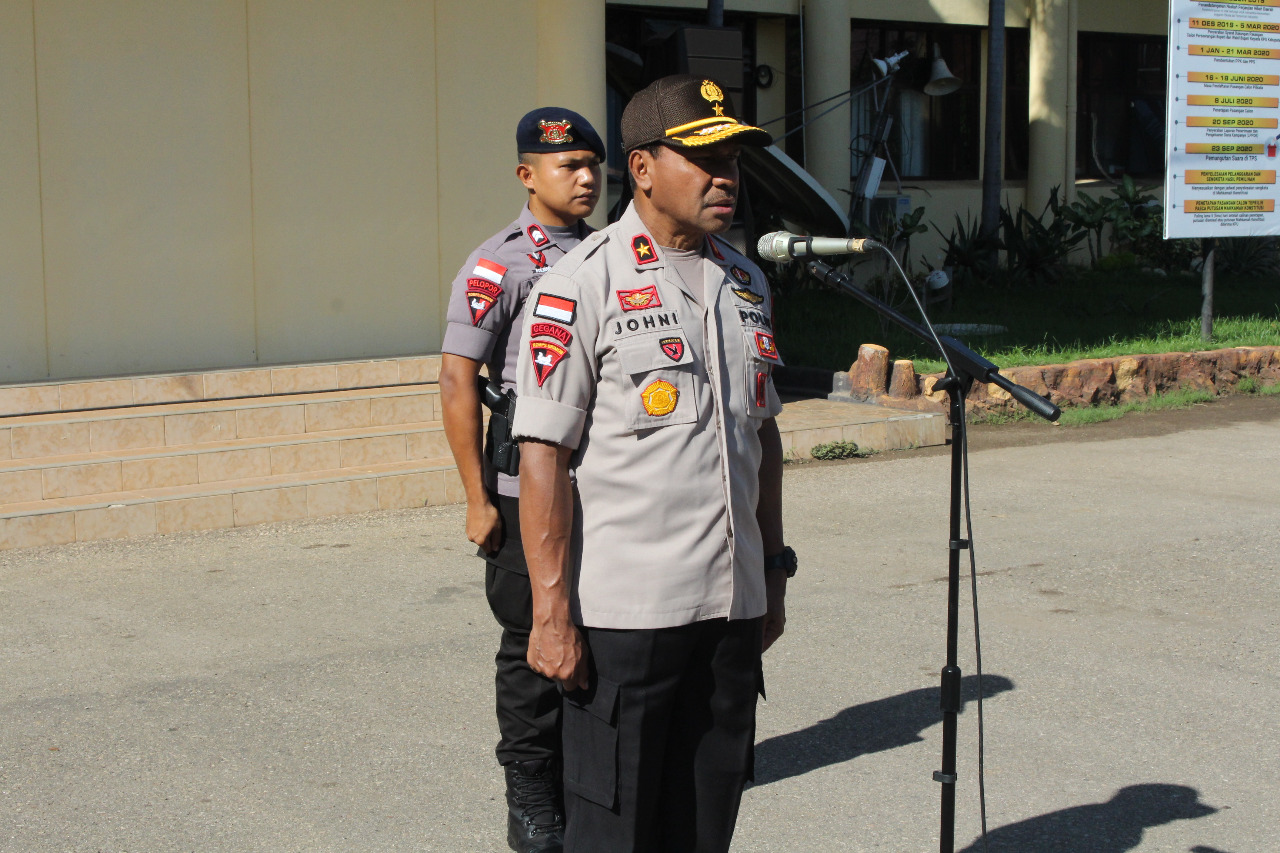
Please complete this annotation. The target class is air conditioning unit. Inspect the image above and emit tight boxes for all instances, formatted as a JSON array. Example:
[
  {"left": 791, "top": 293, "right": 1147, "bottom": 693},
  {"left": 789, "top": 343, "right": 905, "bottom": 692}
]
[{"left": 867, "top": 194, "right": 913, "bottom": 230}]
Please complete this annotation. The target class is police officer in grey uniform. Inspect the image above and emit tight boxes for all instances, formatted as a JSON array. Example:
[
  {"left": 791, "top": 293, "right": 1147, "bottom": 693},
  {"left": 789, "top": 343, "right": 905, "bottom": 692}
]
[
  {"left": 513, "top": 76, "right": 797, "bottom": 852},
  {"left": 439, "top": 107, "right": 604, "bottom": 853}
]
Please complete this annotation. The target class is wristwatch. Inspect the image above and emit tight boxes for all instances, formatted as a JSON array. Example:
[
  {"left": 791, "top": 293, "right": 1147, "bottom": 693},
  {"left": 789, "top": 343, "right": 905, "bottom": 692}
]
[{"left": 764, "top": 546, "right": 798, "bottom": 578}]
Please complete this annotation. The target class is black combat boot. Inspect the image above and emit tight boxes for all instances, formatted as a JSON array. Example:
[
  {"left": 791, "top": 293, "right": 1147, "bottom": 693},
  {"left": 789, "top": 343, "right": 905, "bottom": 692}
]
[{"left": 504, "top": 759, "right": 565, "bottom": 853}]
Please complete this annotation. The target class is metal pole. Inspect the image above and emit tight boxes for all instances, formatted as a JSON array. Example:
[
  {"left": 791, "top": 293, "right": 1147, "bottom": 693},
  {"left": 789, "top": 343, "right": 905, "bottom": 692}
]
[
  {"left": 707, "top": 0, "right": 724, "bottom": 27},
  {"left": 980, "top": 0, "right": 1006, "bottom": 239},
  {"left": 1201, "top": 242, "right": 1216, "bottom": 343}
]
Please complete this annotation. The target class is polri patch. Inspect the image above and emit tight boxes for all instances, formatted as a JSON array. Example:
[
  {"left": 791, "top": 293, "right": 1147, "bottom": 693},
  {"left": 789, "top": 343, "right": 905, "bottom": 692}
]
[
  {"left": 466, "top": 278, "right": 503, "bottom": 326},
  {"left": 755, "top": 331, "right": 780, "bottom": 361},
  {"left": 617, "top": 285, "right": 662, "bottom": 312},
  {"left": 631, "top": 234, "right": 657, "bottom": 265},
  {"left": 471, "top": 257, "right": 507, "bottom": 285},
  {"left": 530, "top": 340, "right": 568, "bottom": 387},
  {"left": 660, "top": 336, "right": 684, "bottom": 361},
  {"left": 641, "top": 379, "right": 679, "bottom": 417},
  {"left": 730, "top": 266, "right": 752, "bottom": 285},
  {"left": 531, "top": 322, "right": 573, "bottom": 348},
  {"left": 527, "top": 224, "right": 551, "bottom": 247},
  {"left": 532, "top": 293, "right": 577, "bottom": 325}
]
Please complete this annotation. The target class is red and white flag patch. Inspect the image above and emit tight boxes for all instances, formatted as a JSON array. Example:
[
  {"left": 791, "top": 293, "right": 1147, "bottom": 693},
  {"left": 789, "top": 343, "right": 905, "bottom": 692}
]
[
  {"left": 532, "top": 293, "right": 577, "bottom": 325},
  {"left": 471, "top": 257, "right": 507, "bottom": 286}
]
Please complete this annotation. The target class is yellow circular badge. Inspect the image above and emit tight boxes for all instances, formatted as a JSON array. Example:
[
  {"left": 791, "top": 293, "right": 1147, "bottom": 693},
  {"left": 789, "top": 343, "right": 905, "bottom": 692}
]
[{"left": 641, "top": 379, "right": 679, "bottom": 417}]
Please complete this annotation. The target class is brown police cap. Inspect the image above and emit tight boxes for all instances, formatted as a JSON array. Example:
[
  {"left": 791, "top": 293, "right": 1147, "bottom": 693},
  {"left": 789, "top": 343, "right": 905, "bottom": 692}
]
[{"left": 621, "top": 74, "right": 772, "bottom": 152}]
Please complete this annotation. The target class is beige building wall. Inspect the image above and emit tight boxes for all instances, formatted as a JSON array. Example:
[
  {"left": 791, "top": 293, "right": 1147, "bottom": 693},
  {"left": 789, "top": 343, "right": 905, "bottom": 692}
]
[
  {"left": 1, "top": 0, "right": 604, "bottom": 385},
  {"left": 0, "top": 0, "right": 47, "bottom": 380},
  {"left": 32, "top": 1, "right": 259, "bottom": 381},
  {"left": 0, "top": 0, "right": 1161, "bottom": 384}
]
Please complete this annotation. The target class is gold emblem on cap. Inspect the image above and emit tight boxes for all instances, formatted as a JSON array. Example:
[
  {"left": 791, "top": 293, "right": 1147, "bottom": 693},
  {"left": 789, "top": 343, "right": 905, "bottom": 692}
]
[
  {"left": 538, "top": 119, "right": 574, "bottom": 145},
  {"left": 700, "top": 80, "right": 726, "bottom": 116},
  {"left": 641, "top": 379, "right": 679, "bottom": 417}
]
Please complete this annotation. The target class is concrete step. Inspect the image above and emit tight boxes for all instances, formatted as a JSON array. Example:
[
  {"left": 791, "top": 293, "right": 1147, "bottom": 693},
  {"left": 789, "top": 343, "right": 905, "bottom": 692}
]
[
  {"left": 0, "top": 421, "right": 451, "bottom": 504},
  {"left": 0, "top": 385, "right": 440, "bottom": 461},
  {"left": 0, "top": 457, "right": 464, "bottom": 550},
  {"left": 0, "top": 354, "right": 442, "bottom": 417},
  {"left": 775, "top": 398, "right": 946, "bottom": 459}
]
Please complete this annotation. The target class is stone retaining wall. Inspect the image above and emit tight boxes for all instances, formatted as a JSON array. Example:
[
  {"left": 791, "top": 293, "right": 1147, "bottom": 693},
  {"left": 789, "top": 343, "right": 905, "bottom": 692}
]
[{"left": 844, "top": 344, "right": 1280, "bottom": 415}]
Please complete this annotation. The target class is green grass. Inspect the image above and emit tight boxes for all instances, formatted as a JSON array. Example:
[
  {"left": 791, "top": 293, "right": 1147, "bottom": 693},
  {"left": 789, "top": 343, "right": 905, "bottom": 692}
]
[
  {"left": 969, "top": 380, "right": 1279, "bottom": 427},
  {"left": 1054, "top": 387, "right": 1216, "bottom": 425},
  {"left": 774, "top": 268, "right": 1280, "bottom": 375}
]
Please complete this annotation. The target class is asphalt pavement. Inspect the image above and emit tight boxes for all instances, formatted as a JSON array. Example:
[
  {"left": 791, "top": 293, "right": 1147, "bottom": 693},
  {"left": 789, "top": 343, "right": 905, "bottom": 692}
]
[{"left": 2, "top": 405, "right": 1277, "bottom": 852}]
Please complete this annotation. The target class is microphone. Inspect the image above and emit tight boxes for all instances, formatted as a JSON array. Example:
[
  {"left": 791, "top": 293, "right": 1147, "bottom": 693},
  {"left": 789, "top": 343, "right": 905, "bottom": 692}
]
[{"left": 756, "top": 231, "right": 885, "bottom": 262}]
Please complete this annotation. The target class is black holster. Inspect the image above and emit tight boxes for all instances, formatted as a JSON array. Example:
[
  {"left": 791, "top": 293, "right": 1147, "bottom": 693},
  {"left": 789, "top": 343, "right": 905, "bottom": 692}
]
[{"left": 478, "top": 376, "right": 520, "bottom": 477}]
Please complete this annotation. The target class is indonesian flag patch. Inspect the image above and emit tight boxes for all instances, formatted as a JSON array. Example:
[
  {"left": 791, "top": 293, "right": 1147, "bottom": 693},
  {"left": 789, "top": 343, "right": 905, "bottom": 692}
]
[
  {"left": 466, "top": 278, "right": 503, "bottom": 326},
  {"left": 530, "top": 340, "right": 568, "bottom": 387},
  {"left": 471, "top": 257, "right": 506, "bottom": 286},
  {"left": 617, "top": 285, "right": 662, "bottom": 312},
  {"left": 532, "top": 293, "right": 577, "bottom": 325}
]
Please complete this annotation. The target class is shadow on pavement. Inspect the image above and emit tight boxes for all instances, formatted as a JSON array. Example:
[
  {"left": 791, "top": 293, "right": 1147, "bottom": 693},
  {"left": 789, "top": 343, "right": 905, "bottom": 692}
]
[
  {"left": 752, "top": 673, "right": 1013, "bottom": 787},
  {"left": 956, "top": 784, "right": 1218, "bottom": 852}
]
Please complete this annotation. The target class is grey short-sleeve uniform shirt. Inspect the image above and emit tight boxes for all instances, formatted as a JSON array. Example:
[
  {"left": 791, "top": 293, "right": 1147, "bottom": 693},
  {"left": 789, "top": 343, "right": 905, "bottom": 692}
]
[
  {"left": 511, "top": 203, "right": 784, "bottom": 630},
  {"left": 441, "top": 203, "right": 590, "bottom": 497}
]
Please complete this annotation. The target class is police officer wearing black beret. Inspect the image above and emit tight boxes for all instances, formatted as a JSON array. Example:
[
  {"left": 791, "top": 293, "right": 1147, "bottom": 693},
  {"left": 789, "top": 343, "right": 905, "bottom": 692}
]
[{"left": 439, "top": 107, "right": 604, "bottom": 853}]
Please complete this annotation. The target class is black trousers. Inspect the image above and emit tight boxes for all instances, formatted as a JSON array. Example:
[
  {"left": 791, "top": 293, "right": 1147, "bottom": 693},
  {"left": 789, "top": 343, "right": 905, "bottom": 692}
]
[
  {"left": 561, "top": 617, "right": 764, "bottom": 853},
  {"left": 483, "top": 492, "right": 561, "bottom": 766}
]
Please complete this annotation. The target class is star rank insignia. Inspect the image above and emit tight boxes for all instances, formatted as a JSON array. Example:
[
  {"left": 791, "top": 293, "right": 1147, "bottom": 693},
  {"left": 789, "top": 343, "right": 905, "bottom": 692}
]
[
  {"left": 538, "top": 119, "right": 573, "bottom": 145},
  {"left": 530, "top": 340, "right": 569, "bottom": 387},
  {"left": 527, "top": 224, "right": 551, "bottom": 247},
  {"left": 617, "top": 285, "right": 662, "bottom": 312},
  {"left": 660, "top": 337, "right": 685, "bottom": 361},
  {"left": 466, "top": 278, "right": 503, "bottom": 325},
  {"left": 631, "top": 233, "right": 657, "bottom": 265}
]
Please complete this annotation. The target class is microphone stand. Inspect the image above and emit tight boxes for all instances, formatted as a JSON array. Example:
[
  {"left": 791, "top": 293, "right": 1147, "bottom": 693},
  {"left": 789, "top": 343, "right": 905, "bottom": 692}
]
[{"left": 804, "top": 259, "right": 1059, "bottom": 853}]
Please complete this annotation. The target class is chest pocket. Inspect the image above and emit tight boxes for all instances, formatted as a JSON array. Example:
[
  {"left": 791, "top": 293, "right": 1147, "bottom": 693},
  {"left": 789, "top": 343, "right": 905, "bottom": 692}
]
[{"left": 616, "top": 331, "right": 698, "bottom": 432}]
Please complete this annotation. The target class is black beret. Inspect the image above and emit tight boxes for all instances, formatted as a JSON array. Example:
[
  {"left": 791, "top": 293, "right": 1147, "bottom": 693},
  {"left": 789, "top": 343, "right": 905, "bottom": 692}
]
[{"left": 516, "top": 107, "right": 605, "bottom": 160}]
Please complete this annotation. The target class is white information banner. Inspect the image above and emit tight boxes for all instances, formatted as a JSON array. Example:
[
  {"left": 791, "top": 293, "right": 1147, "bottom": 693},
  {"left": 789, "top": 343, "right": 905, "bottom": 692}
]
[{"left": 1166, "top": 0, "right": 1280, "bottom": 238}]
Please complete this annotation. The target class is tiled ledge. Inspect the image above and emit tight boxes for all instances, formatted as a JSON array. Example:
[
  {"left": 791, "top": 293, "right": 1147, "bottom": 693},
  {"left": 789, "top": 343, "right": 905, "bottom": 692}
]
[{"left": 0, "top": 355, "right": 443, "bottom": 418}]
